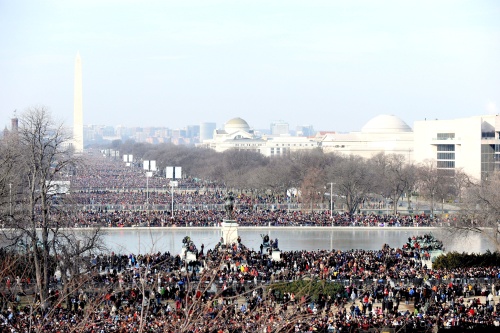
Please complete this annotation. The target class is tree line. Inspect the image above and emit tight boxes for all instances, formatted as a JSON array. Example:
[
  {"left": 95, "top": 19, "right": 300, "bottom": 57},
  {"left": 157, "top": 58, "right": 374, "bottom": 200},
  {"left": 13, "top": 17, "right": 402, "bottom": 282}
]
[
  {"left": 433, "top": 251, "right": 500, "bottom": 270},
  {"left": 111, "top": 139, "right": 468, "bottom": 216}
]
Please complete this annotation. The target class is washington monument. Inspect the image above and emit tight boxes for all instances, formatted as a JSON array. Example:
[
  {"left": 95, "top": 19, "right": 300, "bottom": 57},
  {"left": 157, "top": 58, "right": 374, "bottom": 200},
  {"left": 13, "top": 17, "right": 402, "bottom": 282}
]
[{"left": 73, "top": 52, "right": 84, "bottom": 153}]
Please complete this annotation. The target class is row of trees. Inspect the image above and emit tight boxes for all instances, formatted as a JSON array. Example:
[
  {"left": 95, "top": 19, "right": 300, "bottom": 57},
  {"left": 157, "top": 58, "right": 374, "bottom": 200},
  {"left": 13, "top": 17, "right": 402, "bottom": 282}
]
[
  {"left": 433, "top": 251, "right": 500, "bottom": 270},
  {"left": 114, "top": 139, "right": 469, "bottom": 216}
]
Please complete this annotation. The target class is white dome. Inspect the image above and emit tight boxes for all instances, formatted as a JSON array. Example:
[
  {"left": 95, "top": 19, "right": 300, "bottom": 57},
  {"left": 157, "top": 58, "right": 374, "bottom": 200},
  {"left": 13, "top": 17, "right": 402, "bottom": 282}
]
[
  {"left": 224, "top": 117, "right": 250, "bottom": 132},
  {"left": 361, "top": 114, "right": 412, "bottom": 133}
]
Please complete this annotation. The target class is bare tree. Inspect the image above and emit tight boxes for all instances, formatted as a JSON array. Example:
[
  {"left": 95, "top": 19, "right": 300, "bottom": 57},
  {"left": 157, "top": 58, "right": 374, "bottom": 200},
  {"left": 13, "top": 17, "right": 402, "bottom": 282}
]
[
  {"left": 416, "top": 160, "right": 443, "bottom": 217},
  {"left": 329, "top": 155, "right": 378, "bottom": 215},
  {"left": 453, "top": 168, "right": 472, "bottom": 204},
  {"left": 371, "top": 154, "right": 417, "bottom": 214},
  {"left": 300, "top": 167, "right": 325, "bottom": 213},
  {"left": 220, "top": 149, "right": 269, "bottom": 190},
  {"left": 1, "top": 107, "right": 80, "bottom": 308},
  {"left": 52, "top": 225, "right": 103, "bottom": 311},
  {"left": 454, "top": 172, "right": 500, "bottom": 252},
  {"left": 250, "top": 157, "right": 298, "bottom": 206},
  {"left": 288, "top": 149, "right": 328, "bottom": 180}
]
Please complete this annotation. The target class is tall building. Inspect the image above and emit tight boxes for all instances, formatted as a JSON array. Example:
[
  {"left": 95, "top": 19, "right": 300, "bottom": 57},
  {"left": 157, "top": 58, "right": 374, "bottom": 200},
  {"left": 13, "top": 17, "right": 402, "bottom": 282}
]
[
  {"left": 200, "top": 122, "right": 216, "bottom": 142},
  {"left": 73, "top": 52, "right": 84, "bottom": 153},
  {"left": 413, "top": 115, "right": 500, "bottom": 181},
  {"left": 11, "top": 117, "right": 18, "bottom": 132},
  {"left": 186, "top": 125, "right": 200, "bottom": 140},
  {"left": 270, "top": 120, "right": 289, "bottom": 136},
  {"left": 296, "top": 125, "right": 315, "bottom": 137}
]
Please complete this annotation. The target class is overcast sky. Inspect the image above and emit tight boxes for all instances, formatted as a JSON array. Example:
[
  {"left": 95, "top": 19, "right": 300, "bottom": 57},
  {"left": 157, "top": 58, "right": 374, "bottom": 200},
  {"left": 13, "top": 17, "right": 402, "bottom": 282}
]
[{"left": 1, "top": 0, "right": 499, "bottom": 132}]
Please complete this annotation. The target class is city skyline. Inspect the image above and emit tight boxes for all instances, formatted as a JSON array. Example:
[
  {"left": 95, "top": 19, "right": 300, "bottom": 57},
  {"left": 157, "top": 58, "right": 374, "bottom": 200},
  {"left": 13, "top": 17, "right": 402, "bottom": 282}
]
[
  {"left": 1, "top": 1, "right": 499, "bottom": 131},
  {"left": 80, "top": 120, "right": 314, "bottom": 147}
]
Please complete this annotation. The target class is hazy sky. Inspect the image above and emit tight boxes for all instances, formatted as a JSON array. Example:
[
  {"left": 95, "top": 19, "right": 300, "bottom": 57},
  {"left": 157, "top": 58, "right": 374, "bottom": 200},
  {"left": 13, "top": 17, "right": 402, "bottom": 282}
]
[{"left": 1, "top": 0, "right": 499, "bottom": 132}]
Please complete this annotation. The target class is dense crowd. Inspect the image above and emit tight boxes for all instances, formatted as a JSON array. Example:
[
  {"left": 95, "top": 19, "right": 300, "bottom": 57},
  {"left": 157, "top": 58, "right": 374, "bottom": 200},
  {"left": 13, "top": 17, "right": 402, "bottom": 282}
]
[
  {"left": 46, "top": 151, "right": 450, "bottom": 229},
  {"left": 4, "top": 152, "right": 484, "bottom": 331},
  {"left": 2, "top": 234, "right": 500, "bottom": 332},
  {"left": 62, "top": 208, "right": 438, "bottom": 228}
]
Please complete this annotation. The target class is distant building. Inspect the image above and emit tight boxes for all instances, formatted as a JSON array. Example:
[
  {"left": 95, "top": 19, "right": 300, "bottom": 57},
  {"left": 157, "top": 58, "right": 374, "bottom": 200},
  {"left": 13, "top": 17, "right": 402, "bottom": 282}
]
[
  {"left": 270, "top": 121, "right": 289, "bottom": 136},
  {"left": 296, "top": 125, "right": 315, "bottom": 137},
  {"left": 11, "top": 118, "right": 18, "bottom": 132},
  {"left": 261, "top": 135, "right": 319, "bottom": 156},
  {"left": 135, "top": 131, "right": 148, "bottom": 143},
  {"left": 413, "top": 115, "right": 500, "bottom": 181},
  {"left": 2, "top": 117, "right": 18, "bottom": 138},
  {"left": 199, "top": 117, "right": 319, "bottom": 156},
  {"left": 186, "top": 125, "right": 200, "bottom": 141},
  {"left": 171, "top": 128, "right": 186, "bottom": 140},
  {"left": 319, "top": 114, "right": 414, "bottom": 161},
  {"left": 200, "top": 122, "right": 216, "bottom": 141}
]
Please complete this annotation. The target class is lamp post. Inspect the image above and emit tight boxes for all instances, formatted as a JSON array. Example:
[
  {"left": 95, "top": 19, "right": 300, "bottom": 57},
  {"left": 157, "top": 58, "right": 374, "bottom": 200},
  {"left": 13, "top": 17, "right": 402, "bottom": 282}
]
[
  {"left": 328, "top": 182, "right": 334, "bottom": 217},
  {"left": 9, "top": 183, "right": 12, "bottom": 216},
  {"left": 328, "top": 182, "right": 335, "bottom": 226},
  {"left": 143, "top": 159, "right": 156, "bottom": 210},
  {"left": 166, "top": 166, "right": 181, "bottom": 221},
  {"left": 170, "top": 181, "right": 178, "bottom": 219},
  {"left": 146, "top": 172, "right": 153, "bottom": 208}
]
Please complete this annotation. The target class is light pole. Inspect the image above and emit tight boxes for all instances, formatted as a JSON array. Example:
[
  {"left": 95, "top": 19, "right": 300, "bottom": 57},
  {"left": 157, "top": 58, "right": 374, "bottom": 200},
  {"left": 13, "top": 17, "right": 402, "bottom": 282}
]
[
  {"left": 328, "top": 182, "right": 334, "bottom": 219},
  {"left": 146, "top": 172, "right": 153, "bottom": 208},
  {"left": 143, "top": 160, "right": 156, "bottom": 210},
  {"left": 9, "top": 183, "right": 12, "bottom": 216},
  {"left": 166, "top": 166, "right": 181, "bottom": 221},
  {"left": 170, "top": 181, "right": 178, "bottom": 220}
]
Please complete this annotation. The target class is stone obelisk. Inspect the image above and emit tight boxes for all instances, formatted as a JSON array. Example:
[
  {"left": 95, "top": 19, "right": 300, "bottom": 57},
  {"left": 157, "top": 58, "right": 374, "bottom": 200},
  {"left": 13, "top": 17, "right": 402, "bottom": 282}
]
[{"left": 73, "top": 52, "right": 84, "bottom": 153}]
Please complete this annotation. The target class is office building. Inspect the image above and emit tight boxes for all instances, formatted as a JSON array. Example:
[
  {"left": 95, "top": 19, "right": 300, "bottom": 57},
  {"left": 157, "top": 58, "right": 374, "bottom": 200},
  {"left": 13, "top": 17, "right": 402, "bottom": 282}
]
[{"left": 413, "top": 115, "right": 500, "bottom": 181}]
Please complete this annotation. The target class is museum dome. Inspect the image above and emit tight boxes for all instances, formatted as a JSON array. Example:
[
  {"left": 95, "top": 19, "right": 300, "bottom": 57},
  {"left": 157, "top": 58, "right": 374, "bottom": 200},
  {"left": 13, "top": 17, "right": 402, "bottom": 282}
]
[
  {"left": 361, "top": 114, "right": 412, "bottom": 133},
  {"left": 224, "top": 117, "right": 250, "bottom": 132}
]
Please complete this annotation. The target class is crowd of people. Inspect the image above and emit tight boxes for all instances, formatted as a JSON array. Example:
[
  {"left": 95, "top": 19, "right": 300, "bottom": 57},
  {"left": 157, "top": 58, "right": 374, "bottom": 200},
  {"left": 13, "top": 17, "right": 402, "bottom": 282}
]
[
  {"left": 62, "top": 208, "right": 438, "bottom": 228},
  {"left": 44, "top": 151, "right": 449, "bottom": 229},
  {"left": 4, "top": 151, "right": 485, "bottom": 331},
  {"left": 1, "top": 235, "right": 500, "bottom": 332}
]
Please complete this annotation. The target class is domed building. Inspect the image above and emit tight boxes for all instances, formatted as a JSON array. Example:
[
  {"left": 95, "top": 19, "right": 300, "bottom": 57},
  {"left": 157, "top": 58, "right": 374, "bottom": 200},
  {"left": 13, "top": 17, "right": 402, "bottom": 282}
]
[
  {"left": 319, "top": 114, "right": 414, "bottom": 161},
  {"left": 224, "top": 117, "right": 251, "bottom": 133},
  {"left": 209, "top": 117, "right": 256, "bottom": 141},
  {"left": 199, "top": 117, "right": 319, "bottom": 156},
  {"left": 360, "top": 114, "right": 412, "bottom": 133}
]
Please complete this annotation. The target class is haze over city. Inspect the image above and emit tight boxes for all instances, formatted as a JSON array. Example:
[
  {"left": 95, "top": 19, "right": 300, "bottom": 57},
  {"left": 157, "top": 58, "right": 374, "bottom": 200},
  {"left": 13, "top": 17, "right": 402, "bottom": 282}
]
[{"left": 1, "top": 0, "right": 499, "bottom": 132}]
